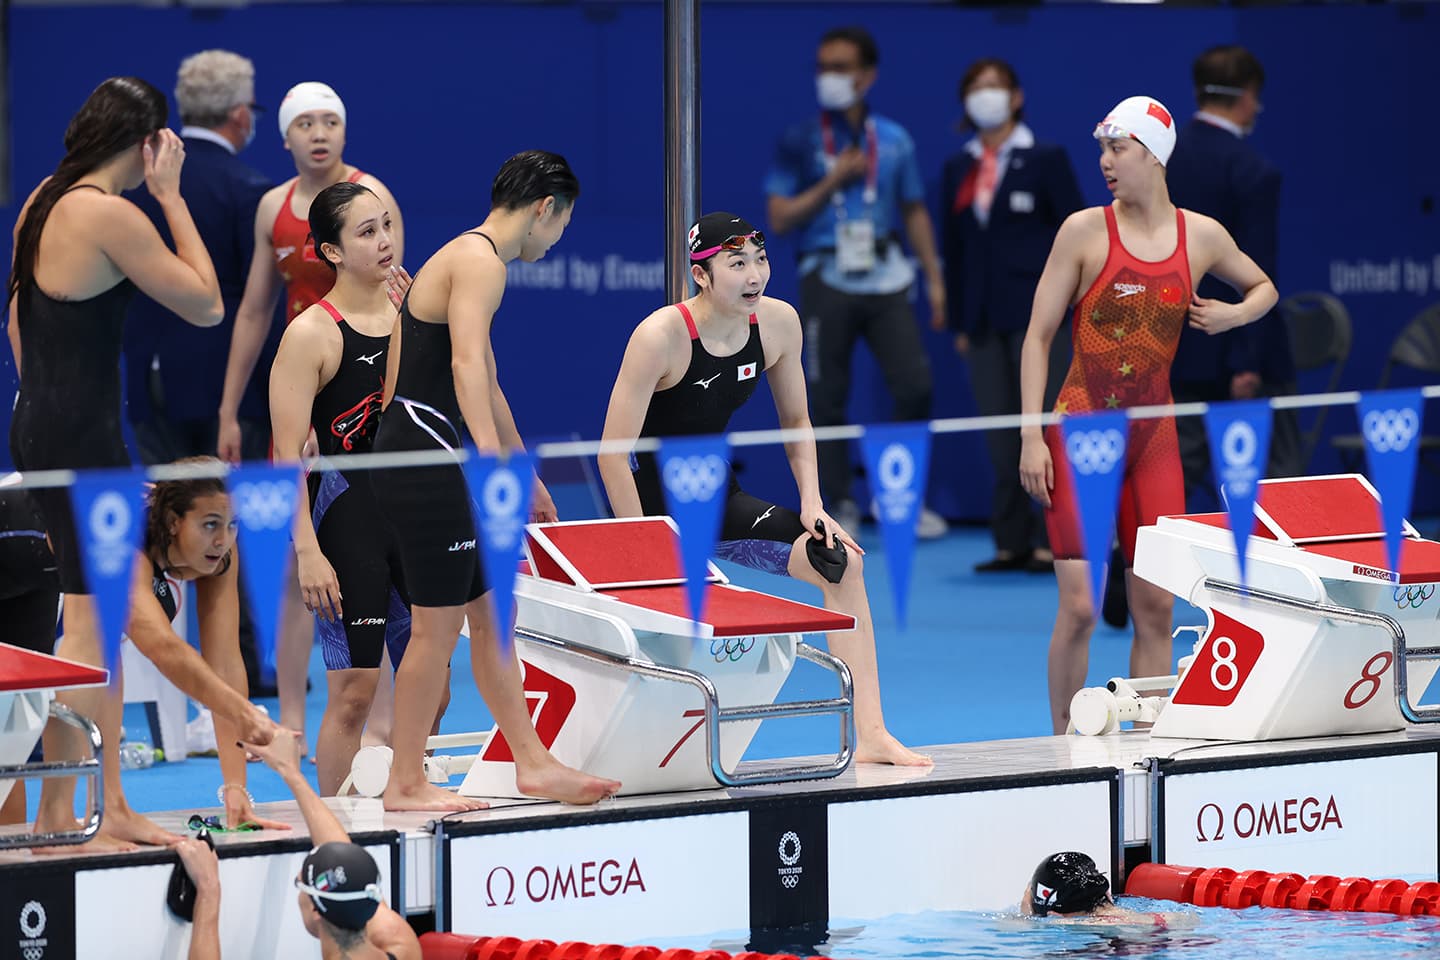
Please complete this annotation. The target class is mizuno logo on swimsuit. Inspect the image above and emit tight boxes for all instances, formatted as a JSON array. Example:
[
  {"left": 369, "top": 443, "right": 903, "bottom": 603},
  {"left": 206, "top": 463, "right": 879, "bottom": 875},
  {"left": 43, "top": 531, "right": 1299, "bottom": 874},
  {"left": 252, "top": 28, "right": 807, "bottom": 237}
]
[
  {"left": 355, "top": 351, "right": 384, "bottom": 365},
  {"left": 1113, "top": 282, "right": 1146, "bottom": 299},
  {"left": 448, "top": 539, "right": 477, "bottom": 552},
  {"left": 350, "top": 618, "right": 385, "bottom": 626},
  {"left": 694, "top": 372, "right": 723, "bottom": 390},
  {"left": 752, "top": 505, "right": 776, "bottom": 528}
]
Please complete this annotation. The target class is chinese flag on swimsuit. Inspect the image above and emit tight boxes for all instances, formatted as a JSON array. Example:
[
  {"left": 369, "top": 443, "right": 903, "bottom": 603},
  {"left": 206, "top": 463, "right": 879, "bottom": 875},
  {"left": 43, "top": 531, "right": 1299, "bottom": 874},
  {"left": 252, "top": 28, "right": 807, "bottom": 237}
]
[
  {"left": 462, "top": 450, "right": 535, "bottom": 652},
  {"left": 1204, "top": 400, "right": 1272, "bottom": 589},
  {"left": 658, "top": 435, "right": 730, "bottom": 627},
  {"left": 228, "top": 462, "right": 302, "bottom": 676},
  {"left": 68, "top": 465, "right": 149, "bottom": 670},
  {"left": 1060, "top": 411, "right": 1128, "bottom": 616},
  {"left": 1356, "top": 389, "right": 1425, "bottom": 575},
  {"left": 861, "top": 423, "right": 932, "bottom": 630}
]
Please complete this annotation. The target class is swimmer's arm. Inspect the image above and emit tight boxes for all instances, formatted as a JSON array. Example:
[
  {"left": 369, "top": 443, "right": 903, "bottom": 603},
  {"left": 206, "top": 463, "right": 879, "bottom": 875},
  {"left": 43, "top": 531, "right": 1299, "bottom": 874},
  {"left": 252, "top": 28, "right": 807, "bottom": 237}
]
[
  {"left": 362, "top": 176, "right": 405, "bottom": 266},
  {"left": 1189, "top": 215, "right": 1278, "bottom": 335},
  {"left": 598, "top": 320, "right": 672, "bottom": 518},
  {"left": 485, "top": 337, "right": 525, "bottom": 452},
  {"left": 270, "top": 316, "right": 328, "bottom": 560},
  {"left": 764, "top": 303, "right": 823, "bottom": 517},
  {"left": 218, "top": 189, "right": 286, "bottom": 453},
  {"left": 193, "top": 549, "right": 252, "bottom": 801},
  {"left": 98, "top": 194, "right": 223, "bottom": 327},
  {"left": 1020, "top": 213, "right": 1088, "bottom": 437},
  {"left": 450, "top": 258, "right": 506, "bottom": 452}
]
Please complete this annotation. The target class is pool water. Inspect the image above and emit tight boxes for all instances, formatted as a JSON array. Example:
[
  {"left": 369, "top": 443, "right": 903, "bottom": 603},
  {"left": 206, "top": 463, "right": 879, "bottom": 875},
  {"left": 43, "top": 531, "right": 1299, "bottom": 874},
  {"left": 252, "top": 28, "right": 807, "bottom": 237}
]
[{"left": 665, "top": 898, "right": 1440, "bottom": 958}]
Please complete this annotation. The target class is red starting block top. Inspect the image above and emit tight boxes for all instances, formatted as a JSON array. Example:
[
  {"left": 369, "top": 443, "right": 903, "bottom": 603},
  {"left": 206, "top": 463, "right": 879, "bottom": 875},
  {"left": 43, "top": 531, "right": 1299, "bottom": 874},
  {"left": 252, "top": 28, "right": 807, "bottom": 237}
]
[
  {"left": 1177, "top": 513, "right": 1278, "bottom": 540},
  {"left": 526, "top": 518, "right": 722, "bottom": 590},
  {"left": 0, "top": 643, "right": 109, "bottom": 693},
  {"left": 600, "top": 584, "right": 856, "bottom": 637},
  {"left": 1254, "top": 476, "right": 1387, "bottom": 543},
  {"left": 1300, "top": 537, "right": 1440, "bottom": 584}
]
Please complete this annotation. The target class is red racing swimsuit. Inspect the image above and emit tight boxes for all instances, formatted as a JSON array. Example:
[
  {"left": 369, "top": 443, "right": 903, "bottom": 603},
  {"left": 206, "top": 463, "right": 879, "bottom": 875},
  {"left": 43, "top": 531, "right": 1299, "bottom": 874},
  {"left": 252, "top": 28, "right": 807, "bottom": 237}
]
[
  {"left": 272, "top": 169, "right": 365, "bottom": 322},
  {"left": 1045, "top": 205, "right": 1191, "bottom": 565}
]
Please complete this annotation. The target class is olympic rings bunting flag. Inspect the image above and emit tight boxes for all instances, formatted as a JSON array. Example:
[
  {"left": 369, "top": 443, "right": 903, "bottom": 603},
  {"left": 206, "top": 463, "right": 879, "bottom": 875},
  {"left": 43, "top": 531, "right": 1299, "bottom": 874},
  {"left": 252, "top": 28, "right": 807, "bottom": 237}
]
[
  {"left": 1204, "top": 400, "right": 1272, "bottom": 589},
  {"left": 68, "top": 466, "right": 148, "bottom": 671},
  {"left": 658, "top": 435, "right": 730, "bottom": 628},
  {"left": 228, "top": 463, "right": 301, "bottom": 676},
  {"left": 462, "top": 450, "right": 535, "bottom": 653},
  {"left": 1356, "top": 388, "right": 1424, "bottom": 576},
  {"left": 1060, "top": 411, "right": 1129, "bottom": 616},
  {"left": 860, "top": 423, "right": 932, "bottom": 629}
]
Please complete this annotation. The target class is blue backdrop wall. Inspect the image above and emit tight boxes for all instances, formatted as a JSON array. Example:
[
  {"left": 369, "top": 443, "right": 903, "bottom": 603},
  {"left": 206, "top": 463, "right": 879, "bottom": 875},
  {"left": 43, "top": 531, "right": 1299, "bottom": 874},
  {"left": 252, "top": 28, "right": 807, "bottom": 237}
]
[{"left": 3, "top": 2, "right": 1437, "bottom": 518}]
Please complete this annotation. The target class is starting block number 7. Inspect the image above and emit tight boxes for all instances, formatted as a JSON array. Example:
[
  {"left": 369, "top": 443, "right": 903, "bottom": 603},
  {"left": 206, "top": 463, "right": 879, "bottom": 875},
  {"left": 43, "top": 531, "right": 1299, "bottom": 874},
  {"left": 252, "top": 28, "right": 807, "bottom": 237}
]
[{"left": 1172, "top": 611, "right": 1265, "bottom": 708}]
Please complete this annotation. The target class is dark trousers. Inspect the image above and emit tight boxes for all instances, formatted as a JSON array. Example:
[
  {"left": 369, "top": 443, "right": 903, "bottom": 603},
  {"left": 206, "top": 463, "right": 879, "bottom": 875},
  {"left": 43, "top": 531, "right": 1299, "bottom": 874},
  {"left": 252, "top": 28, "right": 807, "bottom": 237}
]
[
  {"left": 1172, "top": 379, "right": 1305, "bottom": 512},
  {"left": 968, "top": 323, "right": 1071, "bottom": 555},
  {"left": 800, "top": 271, "right": 933, "bottom": 505}
]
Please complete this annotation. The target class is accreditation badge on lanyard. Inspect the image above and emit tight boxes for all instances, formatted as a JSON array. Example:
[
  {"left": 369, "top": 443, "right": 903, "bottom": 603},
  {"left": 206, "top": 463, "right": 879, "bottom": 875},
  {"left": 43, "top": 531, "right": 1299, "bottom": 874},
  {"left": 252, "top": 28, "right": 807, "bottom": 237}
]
[{"left": 821, "top": 113, "right": 879, "bottom": 274}]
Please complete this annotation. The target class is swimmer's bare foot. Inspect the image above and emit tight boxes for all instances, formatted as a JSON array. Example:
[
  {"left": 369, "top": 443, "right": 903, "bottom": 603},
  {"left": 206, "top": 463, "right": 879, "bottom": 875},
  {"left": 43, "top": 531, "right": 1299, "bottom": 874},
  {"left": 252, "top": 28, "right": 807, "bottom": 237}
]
[
  {"left": 516, "top": 760, "right": 621, "bottom": 806},
  {"left": 855, "top": 732, "right": 933, "bottom": 767},
  {"left": 29, "top": 815, "right": 138, "bottom": 856},
  {"left": 382, "top": 781, "right": 488, "bottom": 813},
  {"left": 98, "top": 806, "right": 184, "bottom": 846}
]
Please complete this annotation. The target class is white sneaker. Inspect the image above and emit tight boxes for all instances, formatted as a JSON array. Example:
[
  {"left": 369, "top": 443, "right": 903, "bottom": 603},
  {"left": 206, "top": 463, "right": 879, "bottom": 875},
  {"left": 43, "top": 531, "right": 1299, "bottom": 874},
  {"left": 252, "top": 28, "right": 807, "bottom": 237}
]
[
  {"left": 916, "top": 507, "right": 949, "bottom": 540},
  {"left": 186, "top": 708, "right": 218, "bottom": 756}
]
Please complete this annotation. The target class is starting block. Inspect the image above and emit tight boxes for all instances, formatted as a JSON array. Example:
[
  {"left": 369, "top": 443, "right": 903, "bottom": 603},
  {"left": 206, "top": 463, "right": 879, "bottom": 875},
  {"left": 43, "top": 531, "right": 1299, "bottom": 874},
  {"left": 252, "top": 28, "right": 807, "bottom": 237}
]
[
  {"left": 1072, "top": 475, "right": 1440, "bottom": 740},
  {"left": 0, "top": 642, "right": 109, "bottom": 846}
]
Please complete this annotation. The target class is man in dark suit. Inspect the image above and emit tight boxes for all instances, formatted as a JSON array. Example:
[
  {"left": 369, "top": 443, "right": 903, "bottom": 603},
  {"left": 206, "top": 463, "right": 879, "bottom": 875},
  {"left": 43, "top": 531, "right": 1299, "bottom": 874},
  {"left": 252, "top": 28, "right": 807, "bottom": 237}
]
[
  {"left": 125, "top": 49, "right": 275, "bottom": 467},
  {"left": 1167, "top": 45, "right": 1301, "bottom": 505},
  {"left": 941, "top": 59, "right": 1084, "bottom": 572},
  {"left": 123, "top": 50, "right": 277, "bottom": 693}
]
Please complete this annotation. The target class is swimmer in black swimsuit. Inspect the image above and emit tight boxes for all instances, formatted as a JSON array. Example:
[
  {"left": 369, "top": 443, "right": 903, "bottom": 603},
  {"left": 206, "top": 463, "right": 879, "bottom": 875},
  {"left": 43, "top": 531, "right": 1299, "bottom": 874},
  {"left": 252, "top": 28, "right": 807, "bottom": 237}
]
[
  {"left": 6, "top": 77, "right": 225, "bottom": 849},
  {"left": 371, "top": 151, "right": 621, "bottom": 809},
  {"left": 599, "top": 212, "right": 930, "bottom": 767},
  {"left": 269, "top": 182, "right": 435, "bottom": 795}
]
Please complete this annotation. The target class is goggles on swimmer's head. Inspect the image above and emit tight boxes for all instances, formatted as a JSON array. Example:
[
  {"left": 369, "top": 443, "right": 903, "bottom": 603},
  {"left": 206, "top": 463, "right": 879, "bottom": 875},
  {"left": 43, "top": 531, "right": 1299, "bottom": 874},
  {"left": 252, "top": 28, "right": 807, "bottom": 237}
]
[
  {"left": 1093, "top": 120, "right": 1139, "bottom": 144},
  {"left": 690, "top": 230, "right": 766, "bottom": 262}
]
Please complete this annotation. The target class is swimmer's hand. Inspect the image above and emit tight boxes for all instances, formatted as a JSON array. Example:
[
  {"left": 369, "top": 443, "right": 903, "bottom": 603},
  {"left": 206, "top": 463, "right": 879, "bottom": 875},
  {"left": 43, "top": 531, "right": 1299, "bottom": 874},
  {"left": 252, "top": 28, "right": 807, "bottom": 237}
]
[
  {"left": 236, "top": 706, "right": 281, "bottom": 749},
  {"left": 296, "top": 545, "right": 343, "bottom": 621},
  {"left": 175, "top": 835, "right": 221, "bottom": 898},
  {"left": 217, "top": 416, "right": 244, "bottom": 464},
  {"left": 531, "top": 477, "right": 558, "bottom": 524},
  {"left": 239, "top": 728, "right": 306, "bottom": 780},
  {"left": 223, "top": 789, "right": 292, "bottom": 833},
  {"left": 1019, "top": 433, "right": 1054, "bottom": 507},
  {"left": 1188, "top": 295, "right": 1249, "bottom": 335},
  {"left": 385, "top": 264, "right": 413, "bottom": 311},
  {"left": 803, "top": 507, "right": 863, "bottom": 555},
  {"left": 144, "top": 129, "right": 187, "bottom": 203}
]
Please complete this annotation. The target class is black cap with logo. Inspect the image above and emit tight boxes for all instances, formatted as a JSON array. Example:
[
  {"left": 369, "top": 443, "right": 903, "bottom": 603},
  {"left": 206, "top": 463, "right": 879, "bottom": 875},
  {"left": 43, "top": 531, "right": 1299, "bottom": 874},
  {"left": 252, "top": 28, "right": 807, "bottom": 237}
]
[
  {"left": 687, "top": 212, "right": 764, "bottom": 262},
  {"left": 296, "top": 842, "right": 383, "bottom": 931},
  {"left": 1028, "top": 851, "right": 1111, "bottom": 916}
]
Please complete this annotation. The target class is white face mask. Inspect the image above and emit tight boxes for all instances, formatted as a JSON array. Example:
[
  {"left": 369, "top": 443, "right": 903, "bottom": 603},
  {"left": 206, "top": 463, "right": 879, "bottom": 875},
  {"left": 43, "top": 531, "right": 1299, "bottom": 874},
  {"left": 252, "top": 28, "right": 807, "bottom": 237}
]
[
  {"left": 241, "top": 108, "right": 257, "bottom": 150},
  {"left": 964, "top": 88, "right": 1012, "bottom": 131},
  {"left": 816, "top": 72, "right": 858, "bottom": 111}
]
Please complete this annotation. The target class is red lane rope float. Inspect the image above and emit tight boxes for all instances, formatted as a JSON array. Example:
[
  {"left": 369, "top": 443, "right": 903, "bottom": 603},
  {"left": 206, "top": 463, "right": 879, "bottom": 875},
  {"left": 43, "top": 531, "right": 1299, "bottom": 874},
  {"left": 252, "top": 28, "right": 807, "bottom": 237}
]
[
  {"left": 418, "top": 936, "right": 831, "bottom": 960},
  {"left": 1125, "top": 864, "right": 1440, "bottom": 916}
]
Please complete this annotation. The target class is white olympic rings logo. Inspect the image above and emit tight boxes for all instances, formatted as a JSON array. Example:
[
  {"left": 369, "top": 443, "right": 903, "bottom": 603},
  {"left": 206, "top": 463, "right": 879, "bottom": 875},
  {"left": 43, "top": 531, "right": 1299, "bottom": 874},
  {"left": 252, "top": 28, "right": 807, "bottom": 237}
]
[
  {"left": 663, "top": 454, "right": 727, "bottom": 504},
  {"left": 87, "top": 491, "right": 131, "bottom": 545},
  {"left": 1363, "top": 407, "right": 1419, "bottom": 454},
  {"left": 876, "top": 443, "right": 915, "bottom": 493},
  {"left": 233, "top": 480, "right": 295, "bottom": 531},
  {"left": 1065, "top": 428, "right": 1125, "bottom": 476}
]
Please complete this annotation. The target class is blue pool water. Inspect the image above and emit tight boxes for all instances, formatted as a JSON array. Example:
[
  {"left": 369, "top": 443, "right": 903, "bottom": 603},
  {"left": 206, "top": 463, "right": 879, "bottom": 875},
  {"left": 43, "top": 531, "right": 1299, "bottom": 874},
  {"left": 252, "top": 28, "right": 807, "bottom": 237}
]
[{"left": 664, "top": 899, "right": 1440, "bottom": 959}]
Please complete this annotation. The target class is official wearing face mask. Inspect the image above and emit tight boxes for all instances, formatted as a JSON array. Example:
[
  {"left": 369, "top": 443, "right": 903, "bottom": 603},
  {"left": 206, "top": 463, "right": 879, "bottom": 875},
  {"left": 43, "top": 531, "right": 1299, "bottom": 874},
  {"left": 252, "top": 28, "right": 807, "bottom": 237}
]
[
  {"left": 939, "top": 58, "right": 1084, "bottom": 574},
  {"left": 766, "top": 25, "right": 950, "bottom": 540}
]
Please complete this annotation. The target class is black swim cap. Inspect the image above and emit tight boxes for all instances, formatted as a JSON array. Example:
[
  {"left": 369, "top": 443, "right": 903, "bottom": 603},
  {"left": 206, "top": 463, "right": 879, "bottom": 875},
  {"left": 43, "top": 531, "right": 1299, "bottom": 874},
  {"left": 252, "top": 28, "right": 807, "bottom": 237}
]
[
  {"left": 296, "top": 842, "right": 383, "bottom": 931},
  {"left": 1029, "top": 851, "right": 1111, "bottom": 916}
]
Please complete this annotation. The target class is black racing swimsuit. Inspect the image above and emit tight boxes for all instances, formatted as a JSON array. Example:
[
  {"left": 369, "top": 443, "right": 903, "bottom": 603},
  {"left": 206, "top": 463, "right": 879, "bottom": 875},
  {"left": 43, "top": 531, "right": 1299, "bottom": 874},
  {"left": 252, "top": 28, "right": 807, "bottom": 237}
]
[
  {"left": 9, "top": 184, "right": 135, "bottom": 593},
  {"left": 371, "top": 233, "right": 496, "bottom": 608},
  {"left": 633, "top": 303, "right": 807, "bottom": 577},
  {"left": 307, "top": 300, "right": 411, "bottom": 670}
]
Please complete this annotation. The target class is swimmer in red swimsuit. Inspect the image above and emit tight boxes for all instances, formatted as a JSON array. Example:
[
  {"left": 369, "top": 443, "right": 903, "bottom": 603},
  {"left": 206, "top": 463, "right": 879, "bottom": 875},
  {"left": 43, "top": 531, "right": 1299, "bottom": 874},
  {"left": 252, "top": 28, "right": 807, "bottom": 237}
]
[{"left": 1018, "top": 97, "right": 1277, "bottom": 734}]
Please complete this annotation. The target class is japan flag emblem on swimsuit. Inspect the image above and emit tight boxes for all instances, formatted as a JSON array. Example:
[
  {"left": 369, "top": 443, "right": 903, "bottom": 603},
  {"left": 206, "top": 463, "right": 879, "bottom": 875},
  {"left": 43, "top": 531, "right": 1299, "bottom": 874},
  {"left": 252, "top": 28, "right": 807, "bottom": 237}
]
[{"left": 738, "top": 363, "right": 756, "bottom": 381}]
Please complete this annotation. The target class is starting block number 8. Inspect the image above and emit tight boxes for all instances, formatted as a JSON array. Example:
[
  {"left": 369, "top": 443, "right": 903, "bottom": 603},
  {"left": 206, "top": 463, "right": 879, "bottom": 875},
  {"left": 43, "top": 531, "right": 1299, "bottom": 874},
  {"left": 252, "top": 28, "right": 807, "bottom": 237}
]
[
  {"left": 1172, "top": 611, "right": 1265, "bottom": 708},
  {"left": 1343, "top": 652, "right": 1394, "bottom": 710},
  {"left": 1210, "top": 636, "right": 1240, "bottom": 691}
]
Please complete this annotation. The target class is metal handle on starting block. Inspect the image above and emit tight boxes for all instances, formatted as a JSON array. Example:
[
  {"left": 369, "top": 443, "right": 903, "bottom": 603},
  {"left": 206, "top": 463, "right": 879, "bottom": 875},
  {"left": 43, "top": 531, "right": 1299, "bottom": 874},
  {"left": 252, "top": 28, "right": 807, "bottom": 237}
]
[
  {"left": 513, "top": 627, "right": 855, "bottom": 786},
  {"left": 1205, "top": 577, "right": 1440, "bottom": 725},
  {"left": 0, "top": 700, "right": 105, "bottom": 849}
]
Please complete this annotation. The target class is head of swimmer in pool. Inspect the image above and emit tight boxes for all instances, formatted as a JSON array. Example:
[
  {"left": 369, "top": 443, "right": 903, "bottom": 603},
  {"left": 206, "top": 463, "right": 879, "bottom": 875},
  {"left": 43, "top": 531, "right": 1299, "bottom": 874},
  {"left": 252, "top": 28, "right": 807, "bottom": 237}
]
[
  {"left": 491, "top": 149, "right": 579, "bottom": 262},
  {"left": 279, "top": 81, "right": 347, "bottom": 176},
  {"left": 7, "top": 77, "right": 168, "bottom": 303},
  {"left": 688, "top": 212, "right": 769, "bottom": 312},
  {"left": 144, "top": 457, "right": 237, "bottom": 580},
  {"left": 309, "top": 182, "right": 394, "bottom": 282},
  {"left": 1022, "top": 852, "right": 1113, "bottom": 917},
  {"left": 1093, "top": 97, "right": 1175, "bottom": 202},
  {"left": 294, "top": 841, "right": 383, "bottom": 946}
]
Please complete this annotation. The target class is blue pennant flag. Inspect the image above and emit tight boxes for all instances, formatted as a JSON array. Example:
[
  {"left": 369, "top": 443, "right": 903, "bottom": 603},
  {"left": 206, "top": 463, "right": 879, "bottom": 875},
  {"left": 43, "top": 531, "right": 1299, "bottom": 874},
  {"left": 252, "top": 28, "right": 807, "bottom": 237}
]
[
  {"left": 68, "top": 466, "right": 149, "bottom": 671},
  {"left": 228, "top": 464, "right": 301, "bottom": 676},
  {"left": 658, "top": 435, "right": 730, "bottom": 626},
  {"left": 1204, "top": 400, "right": 1273, "bottom": 587},
  {"left": 1357, "top": 389, "right": 1425, "bottom": 576},
  {"left": 860, "top": 423, "right": 932, "bottom": 630},
  {"left": 1061, "top": 411, "right": 1129, "bottom": 616},
  {"left": 462, "top": 450, "right": 535, "bottom": 652}
]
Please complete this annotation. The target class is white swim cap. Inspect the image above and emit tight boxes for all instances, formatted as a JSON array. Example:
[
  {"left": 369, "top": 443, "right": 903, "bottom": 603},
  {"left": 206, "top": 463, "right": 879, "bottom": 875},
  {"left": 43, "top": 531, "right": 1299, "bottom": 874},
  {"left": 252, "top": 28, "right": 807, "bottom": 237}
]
[
  {"left": 1093, "top": 96, "right": 1175, "bottom": 166},
  {"left": 278, "top": 81, "right": 346, "bottom": 138}
]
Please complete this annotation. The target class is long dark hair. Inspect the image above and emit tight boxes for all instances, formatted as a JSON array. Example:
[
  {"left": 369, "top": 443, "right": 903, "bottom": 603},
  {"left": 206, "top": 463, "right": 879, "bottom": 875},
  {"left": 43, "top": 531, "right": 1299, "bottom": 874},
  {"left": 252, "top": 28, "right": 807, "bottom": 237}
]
[
  {"left": 308, "top": 181, "right": 376, "bottom": 273},
  {"left": 145, "top": 456, "right": 232, "bottom": 575},
  {"left": 7, "top": 77, "right": 168, "bottom": 303}
]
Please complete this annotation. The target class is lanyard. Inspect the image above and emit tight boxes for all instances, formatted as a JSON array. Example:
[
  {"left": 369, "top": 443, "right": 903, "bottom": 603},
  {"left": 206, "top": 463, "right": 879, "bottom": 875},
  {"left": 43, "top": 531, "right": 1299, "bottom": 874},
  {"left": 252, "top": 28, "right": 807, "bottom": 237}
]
[{"left": 820, "top": 112, "right": 878, "bottom": 210}]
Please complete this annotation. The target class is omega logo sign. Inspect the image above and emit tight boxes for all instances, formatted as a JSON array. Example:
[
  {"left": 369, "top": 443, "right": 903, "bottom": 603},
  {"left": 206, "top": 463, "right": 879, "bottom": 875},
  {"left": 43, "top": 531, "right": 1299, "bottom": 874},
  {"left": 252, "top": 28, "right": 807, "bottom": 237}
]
[
  {"left": 1195, "top": 795, "right": 1343, "bottom": 842},
  {"left": 484, "top": 858, "right": 646, "bottom": 906}
]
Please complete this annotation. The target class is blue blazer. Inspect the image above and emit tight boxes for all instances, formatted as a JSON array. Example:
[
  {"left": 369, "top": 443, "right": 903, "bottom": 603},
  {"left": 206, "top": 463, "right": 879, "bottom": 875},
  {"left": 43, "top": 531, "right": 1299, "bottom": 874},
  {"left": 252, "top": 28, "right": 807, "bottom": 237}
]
[
  {"left": 940, "top": 137, "right": 1083, "bottom": 338},
  {"left": 1166, "top": 118, "right": 1290, "bottom": 384},
  {"left": 123, "top": 137, "right": 273, "bottom": 424}
]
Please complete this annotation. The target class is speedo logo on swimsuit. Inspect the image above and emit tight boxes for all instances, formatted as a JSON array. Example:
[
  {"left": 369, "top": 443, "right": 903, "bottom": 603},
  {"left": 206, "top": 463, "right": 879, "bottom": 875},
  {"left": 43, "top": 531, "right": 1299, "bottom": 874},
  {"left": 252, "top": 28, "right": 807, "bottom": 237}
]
[
  {"left": 350, "top": 617, "right": 386, "bottom": 626},
  {"left": 694, "top": 372, "right": 723, "bottom": 390},
  {"left": 1112, "top": 282, "right": 1147, "bottom": 299},
  {"left": 448, "top": 539, "right": 477, "bottom": 552}
]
